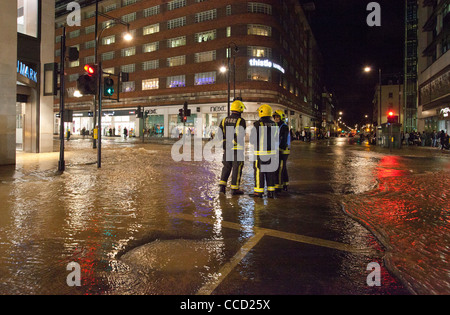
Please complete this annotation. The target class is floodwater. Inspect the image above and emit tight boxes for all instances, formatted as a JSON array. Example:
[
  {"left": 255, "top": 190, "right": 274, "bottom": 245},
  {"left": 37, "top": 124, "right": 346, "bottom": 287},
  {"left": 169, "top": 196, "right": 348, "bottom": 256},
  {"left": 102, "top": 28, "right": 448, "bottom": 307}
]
[{"left": 0, "top": 136, "right": 448, "bottom": 295}]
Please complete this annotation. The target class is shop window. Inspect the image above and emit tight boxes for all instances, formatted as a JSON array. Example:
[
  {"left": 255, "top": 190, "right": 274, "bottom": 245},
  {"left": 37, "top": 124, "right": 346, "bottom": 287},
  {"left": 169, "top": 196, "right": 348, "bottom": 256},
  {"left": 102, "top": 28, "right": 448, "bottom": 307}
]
[{"left": 17, "top": 0, "right": 38, "bottom": 38}]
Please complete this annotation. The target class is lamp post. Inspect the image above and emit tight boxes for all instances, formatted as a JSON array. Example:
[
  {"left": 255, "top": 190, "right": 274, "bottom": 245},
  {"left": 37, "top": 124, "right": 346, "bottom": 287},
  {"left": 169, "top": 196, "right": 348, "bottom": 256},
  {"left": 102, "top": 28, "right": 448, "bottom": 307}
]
[
  {"left": 94, "top": 1, "right": 133, "bottom": 168},
  {"left": 221, "top": 42, "right": 239, "bottom": 116}
]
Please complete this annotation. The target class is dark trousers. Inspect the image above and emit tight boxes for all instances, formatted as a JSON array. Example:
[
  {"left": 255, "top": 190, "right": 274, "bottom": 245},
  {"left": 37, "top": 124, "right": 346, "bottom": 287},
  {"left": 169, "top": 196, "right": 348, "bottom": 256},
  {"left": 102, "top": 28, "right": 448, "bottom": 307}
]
[
  {"left": 253, "top": 159, "right": 275, "bottom": 193},
  {"left": 275, "top": 154, "right": 289, "bottom": 188},
  {"left": 220, "top": 151, "right": 244, "bottom": 190}
]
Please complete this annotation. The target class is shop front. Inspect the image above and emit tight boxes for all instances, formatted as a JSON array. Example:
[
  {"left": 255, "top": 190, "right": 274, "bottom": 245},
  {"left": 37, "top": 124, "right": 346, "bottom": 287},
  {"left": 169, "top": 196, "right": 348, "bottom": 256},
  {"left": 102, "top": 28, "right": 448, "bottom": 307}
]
[{"left": 142, "top": 102, "right": 306, "bottom": 140}]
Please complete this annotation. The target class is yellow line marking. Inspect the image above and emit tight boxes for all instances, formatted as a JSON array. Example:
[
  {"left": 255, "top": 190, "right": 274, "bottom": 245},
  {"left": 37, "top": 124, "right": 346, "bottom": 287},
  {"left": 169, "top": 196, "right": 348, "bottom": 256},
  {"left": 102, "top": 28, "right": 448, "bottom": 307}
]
[{"left": 196, "top": 231, "right": 265, "bottom": 295}]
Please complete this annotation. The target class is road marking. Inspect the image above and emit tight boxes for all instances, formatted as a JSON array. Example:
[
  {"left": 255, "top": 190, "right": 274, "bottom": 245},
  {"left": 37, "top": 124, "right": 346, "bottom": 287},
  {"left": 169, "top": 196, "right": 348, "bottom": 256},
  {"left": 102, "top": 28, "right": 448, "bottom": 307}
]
[
  {"left": 196, "top": 231, "right": 265, "bottom": 295},
  {"left": 171, "top": 212, "right": 381, "bottom": 295}
]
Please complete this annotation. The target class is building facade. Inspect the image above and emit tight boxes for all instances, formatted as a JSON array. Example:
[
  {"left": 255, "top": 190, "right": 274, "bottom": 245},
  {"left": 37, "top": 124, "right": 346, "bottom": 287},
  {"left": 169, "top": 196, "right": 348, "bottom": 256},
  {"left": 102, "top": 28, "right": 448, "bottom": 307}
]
[
  {"left": 55, "top": 0, "right": 324, "bottom": 139},
  {"left": 417, "top": 0, "right": 450, "bottom": 133},
  {"left": 404, "top": 0, "right": 419, "bottom": 132},
  {"left": 0, "top": 0, "right": 55, "bottom": 165}
]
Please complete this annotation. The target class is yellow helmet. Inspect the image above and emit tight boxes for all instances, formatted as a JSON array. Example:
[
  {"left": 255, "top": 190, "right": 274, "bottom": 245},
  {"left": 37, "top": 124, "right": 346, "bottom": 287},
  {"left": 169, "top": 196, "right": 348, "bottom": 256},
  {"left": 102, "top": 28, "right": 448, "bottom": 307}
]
[
  {"left": 273, "top": 110, "right": 286, "bottom": 121},
  {"left": 258, "top": 104, "right": 273, "bottom": 118},
  {"left": 230, "top": 100, "right": 246, "bottom": 113}
]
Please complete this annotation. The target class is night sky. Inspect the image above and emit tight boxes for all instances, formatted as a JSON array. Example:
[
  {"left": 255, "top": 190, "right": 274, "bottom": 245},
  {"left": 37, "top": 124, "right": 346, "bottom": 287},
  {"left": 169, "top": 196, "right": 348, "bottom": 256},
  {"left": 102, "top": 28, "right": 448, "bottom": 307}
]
[{"left": 307, "top": 0, "right": 405, "bottom": 126}]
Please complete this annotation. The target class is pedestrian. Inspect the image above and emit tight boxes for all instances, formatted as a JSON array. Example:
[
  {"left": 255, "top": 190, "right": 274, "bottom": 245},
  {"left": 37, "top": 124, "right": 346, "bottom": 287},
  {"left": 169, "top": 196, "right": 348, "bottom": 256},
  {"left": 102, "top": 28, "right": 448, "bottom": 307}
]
[
  {"left": 124, "top": 127, "right": 128, "bottom": 139},
  {"left": 443, "top": 133, "right": 450, "bottom": 150},
  {"left": 440, "top": 130, "right": 446, "bottom": 150},
  {"left": 218, "top": 100, "right": 247, "bottom": 196},
  {"left": 273, "top": 110, "right": 290, "bottom": 193},
  {"left": 250, "top": 104, "right": 278, "bottom": 198}
]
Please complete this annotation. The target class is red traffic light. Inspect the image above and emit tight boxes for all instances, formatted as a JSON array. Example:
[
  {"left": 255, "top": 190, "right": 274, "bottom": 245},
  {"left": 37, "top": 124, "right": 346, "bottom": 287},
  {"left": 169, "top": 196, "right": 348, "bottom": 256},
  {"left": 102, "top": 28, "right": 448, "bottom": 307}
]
[
  {"left": 388, "top": 111, "right": 394, "bottom": 117},
  {"left": 84, "top": 64, "right": 96, "bottom": 75}
]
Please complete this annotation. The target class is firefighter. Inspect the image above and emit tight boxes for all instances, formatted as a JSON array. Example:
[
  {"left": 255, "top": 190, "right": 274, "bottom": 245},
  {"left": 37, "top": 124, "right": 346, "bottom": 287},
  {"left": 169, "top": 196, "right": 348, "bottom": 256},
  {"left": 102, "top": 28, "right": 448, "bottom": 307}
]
[
  {"left": 250, "top": 104, "right": 278, "bottom": 198},
  {"left": 273, "top": 110, "right": 290, "bottom": 192},
  {"left": 218, "top": 100, "right": 247, "bottom": 195}
]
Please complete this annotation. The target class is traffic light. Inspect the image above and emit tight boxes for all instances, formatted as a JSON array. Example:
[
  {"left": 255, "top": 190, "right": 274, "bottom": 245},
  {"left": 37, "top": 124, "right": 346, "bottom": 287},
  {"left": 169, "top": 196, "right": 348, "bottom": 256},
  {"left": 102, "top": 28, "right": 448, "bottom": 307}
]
[
  {"left": 104, "top": 77, "right": 115, "bottom": 96},
  {"left": 183, "top": 102, "right": 191, "bottom": 117},
  {"left": 179, "top": 108, "right": 184, "bottom": 118},
  {"left": 77, "top": 64, "right": 98, "bottom": 95},
  {"left": 387, "top": 110, "right": 399, "bottom": 124}
]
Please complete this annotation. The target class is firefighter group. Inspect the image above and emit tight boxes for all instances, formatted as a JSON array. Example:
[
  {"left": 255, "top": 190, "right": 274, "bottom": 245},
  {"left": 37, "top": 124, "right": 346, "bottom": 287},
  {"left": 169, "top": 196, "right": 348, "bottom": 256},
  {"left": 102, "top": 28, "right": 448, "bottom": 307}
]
[{"left": 218, "top": 100, "right": 290, "bottom": 198}]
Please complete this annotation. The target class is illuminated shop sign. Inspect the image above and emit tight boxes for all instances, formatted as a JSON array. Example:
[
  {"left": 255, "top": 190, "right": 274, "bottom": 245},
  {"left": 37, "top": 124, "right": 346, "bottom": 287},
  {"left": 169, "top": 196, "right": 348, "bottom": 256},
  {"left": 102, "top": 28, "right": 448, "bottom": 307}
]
[
  {"left": 249, "top": 58, "right": 285, "bottom": 74},
  {"left": 17, "top": 60, "right": 38, "bottom": 83}
]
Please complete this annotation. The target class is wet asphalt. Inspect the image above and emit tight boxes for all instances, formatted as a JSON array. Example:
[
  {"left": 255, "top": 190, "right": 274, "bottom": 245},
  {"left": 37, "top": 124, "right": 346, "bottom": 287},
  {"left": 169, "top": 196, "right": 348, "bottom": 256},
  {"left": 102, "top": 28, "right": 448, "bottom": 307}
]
[{"left": 0, "top": 136, "right": 448, "bottom": 296}]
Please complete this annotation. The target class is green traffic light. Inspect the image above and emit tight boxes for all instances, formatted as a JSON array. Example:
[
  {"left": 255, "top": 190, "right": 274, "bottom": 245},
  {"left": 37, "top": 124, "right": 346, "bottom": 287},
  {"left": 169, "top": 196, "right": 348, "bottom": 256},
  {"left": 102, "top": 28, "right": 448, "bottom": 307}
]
[{"left": 106, "top": 87, "right": 114, "bottom": 96}]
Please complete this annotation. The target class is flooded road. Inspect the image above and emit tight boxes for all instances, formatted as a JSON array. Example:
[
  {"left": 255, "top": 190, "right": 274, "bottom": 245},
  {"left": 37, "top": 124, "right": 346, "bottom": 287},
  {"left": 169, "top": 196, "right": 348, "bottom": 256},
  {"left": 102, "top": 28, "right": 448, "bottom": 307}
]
[{"left": 0, "top": 137, "right": 448, "bottom": 295}]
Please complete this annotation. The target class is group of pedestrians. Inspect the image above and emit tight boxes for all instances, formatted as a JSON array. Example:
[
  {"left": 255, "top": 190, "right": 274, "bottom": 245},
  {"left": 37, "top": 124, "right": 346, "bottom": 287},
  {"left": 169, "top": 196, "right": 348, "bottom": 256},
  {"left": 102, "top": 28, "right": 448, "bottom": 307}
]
[
  {"left": 404, "top": 130, "right": 449, "bottom": 150},
  {"left": 218, "top": 100, "right": 290, "bottom": 198}
]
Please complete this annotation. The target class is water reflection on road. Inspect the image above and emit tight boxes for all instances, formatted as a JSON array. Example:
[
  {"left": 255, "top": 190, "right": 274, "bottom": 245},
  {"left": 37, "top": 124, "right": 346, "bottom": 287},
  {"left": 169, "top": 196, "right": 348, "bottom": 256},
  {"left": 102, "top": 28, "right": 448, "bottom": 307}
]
[{"left": 0, "top": 137, "right": 448, "bottom": 294}]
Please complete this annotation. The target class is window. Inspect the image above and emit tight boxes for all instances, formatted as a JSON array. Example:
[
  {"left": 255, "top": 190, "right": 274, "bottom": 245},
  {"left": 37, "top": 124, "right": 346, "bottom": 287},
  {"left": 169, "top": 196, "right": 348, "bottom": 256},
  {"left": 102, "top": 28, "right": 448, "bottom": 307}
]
[
  {"left": 85, "top": 40, "right": 95, "bottom": 49},
  {"left": 104, "top": 4, "right": 116, "bottom": 12},
  {"left": 84, "top": 55, "right": 95, "bottom": 64},
  {"left": 122, "top": 12, "right": 136, "bottom": 23},
  {"left": 167, "top": 0, "right": 186, "bottom": 11},
  {"left": 122, "top": 47, "right": 136, "bottom": 57},
  {"left": 144, "top": 5, "right": 160, "bottom": 17},
  {"left": 102, "top": 51, "right": 115, "bottom": 61},
  {"left": 143, "top": 42, "right": 159, "bottom": 53},
  {"left": 248, "top": 2, "right": 272, "bottom": 15},
  {"left": 247, "top": 24, "right": 271, "bottom": 37},
  {"left": 103, "top": 35, "right": 115, "bottom": 45},
  {"left": 168, "top": 17, "right": 186, "bottom": 30},
  {"left": 123, "top": 0, "right": 137, "bottom": 6},
  {"left": 167, "top": 36, "right": 186, "bottom": 48},
  {"left": 167, "top": 55, "right": 186, "bottom": 67},
  {"left": 122, "top": 81, "right": 135, "bottom": 92},
  {"left": 143, "top": 60, "right": 159, "bottom": 71},
  {"left": 167, "top": 75, "right": 186, "bottom": 88},
  {"left": 195, "top": 9, "right": 217, "bottom": 23},
  {"left": 142, "top": 78, "right": 159, "bottom": 90},
  {"left": 121, "top": 64, "right": 136, "bottom": 73},
  {"left": 17, "top": 0, "right": 38, "bottom": 37},
  {"left": 248, "top": 46, "right": 272, "bottom": 58},
  {"left": 195, "top": 51, "right": 216, "bottom": 63},
  {"left": 143, "top": 24, "right": 159, "bottom": 35},
  {"left": 248, "top": 68, "right": 271, "bottom": 82},
  {"left": 69, "top": 30, "right": 80, "bottom": 38},
  {"left": 195, "top": 72, "right": 216, "bottom": 85},
  {"left": 195, "top": 30, "right": 216, "bottom": 43},
  {"left": 85, "top": 25, "right": 95, "bottom": 35}
]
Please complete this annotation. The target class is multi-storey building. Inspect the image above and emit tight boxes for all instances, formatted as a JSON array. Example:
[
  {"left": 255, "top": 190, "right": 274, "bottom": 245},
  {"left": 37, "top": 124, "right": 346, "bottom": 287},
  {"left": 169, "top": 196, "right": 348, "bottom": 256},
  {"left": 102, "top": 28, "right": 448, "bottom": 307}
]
[
  {"left": 404, "top": 0, "right": 419, "bottom": 132},
  {"left": 55, "top": 0, "right": 325, "bottom": 138},
  {"left": 0, "top": 0, "right": 55, "bottom": 165},
  {"left": 417, "top": 0, "right": 450, "bottom": 133}
]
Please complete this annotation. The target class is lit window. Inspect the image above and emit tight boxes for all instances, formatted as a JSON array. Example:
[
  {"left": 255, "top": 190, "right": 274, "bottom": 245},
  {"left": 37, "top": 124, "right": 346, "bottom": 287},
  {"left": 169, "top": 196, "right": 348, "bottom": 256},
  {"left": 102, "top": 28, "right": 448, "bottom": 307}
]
[
  {"left": 142, "top": 78, "right": 159, "bottom": 90},
  {"left": 195, "top": 72, "right": 216, "bottom": 85},
  {"left": 17, "top": 0, "right": 38, "bottom": 38}
]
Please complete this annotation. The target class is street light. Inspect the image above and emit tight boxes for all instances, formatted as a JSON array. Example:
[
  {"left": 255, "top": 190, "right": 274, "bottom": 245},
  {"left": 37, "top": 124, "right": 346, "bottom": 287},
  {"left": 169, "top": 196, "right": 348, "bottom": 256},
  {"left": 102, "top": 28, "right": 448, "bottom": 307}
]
[
  {"left": 363, "top": 66, "right": 382, "bottom": 127},
  {"left": 220, "top": 42, "right": 238, "bottom": 116},
  {"left": 93, "top": 2, "right": 133, "bottom": 168}
]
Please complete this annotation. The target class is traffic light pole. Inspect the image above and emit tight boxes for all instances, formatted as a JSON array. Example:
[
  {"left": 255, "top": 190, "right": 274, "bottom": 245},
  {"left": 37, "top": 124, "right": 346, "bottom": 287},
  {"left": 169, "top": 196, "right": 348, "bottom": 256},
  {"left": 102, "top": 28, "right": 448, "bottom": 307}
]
[
  {"left": 97, "top": 61, "right": 103, "bottom": 168},
  {"left": 58, "top": 27, "right": 66, "bottom": 173}
]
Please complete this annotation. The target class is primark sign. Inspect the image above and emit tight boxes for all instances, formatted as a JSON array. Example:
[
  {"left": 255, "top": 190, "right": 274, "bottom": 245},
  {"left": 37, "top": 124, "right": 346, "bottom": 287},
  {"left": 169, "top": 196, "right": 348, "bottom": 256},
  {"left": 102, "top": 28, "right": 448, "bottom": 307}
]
[{"left": 17, "top": 60, "right": 38, "bottom": 83}]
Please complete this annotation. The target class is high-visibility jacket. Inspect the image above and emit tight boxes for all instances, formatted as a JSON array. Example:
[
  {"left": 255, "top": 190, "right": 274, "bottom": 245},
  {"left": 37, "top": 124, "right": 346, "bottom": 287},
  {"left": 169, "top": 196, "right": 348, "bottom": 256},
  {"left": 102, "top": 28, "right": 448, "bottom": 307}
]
[
  {"left": 252, "top": 117, "right": 278, "bottom": 157},
  {"left": 220, "top": 113, "right": 246, "bottom": 151}
]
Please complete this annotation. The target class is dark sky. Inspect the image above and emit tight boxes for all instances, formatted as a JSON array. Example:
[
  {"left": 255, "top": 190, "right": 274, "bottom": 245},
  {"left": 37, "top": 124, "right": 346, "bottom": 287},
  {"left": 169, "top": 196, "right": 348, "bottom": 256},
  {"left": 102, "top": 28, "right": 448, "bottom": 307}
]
[{"left": 306, "top": 0, "right": 405, "bottom": 126}]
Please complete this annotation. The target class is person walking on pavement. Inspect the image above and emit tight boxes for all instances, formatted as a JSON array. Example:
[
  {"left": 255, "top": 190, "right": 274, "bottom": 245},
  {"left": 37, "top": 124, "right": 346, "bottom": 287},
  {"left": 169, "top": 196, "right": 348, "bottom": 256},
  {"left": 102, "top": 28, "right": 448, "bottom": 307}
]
[
  {"left": 273, "top": 110, "right": 291, "bottom": 193},
  {"left": 250, "top": 104, "right": 278, "bottom": 198},
  {"left": 218, "top": 100, "right": 247, "bottom": 195}
]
